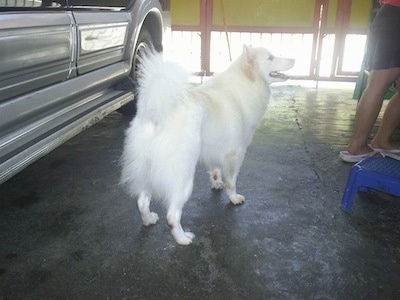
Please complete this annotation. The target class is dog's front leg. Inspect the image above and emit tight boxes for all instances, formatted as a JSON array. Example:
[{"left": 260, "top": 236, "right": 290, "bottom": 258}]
[
  {"left": 226, "top": 182, "right": 245, "bottom": 205},
  {"left": 209, "top": 168, "right": 224, "bottom": 189},
  {"left": 223, "top": 151, "right": 245, "bottom": 205}
]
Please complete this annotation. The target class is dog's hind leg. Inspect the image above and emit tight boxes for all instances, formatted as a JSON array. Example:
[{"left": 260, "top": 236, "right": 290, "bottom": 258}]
[
  {"left": 209, "top": 168, "right": 224, "bottom": 190},
  {"left": 166, "top": 182, "right": 195, "bottom": 245},
  {"left": 223, "top": 150, "right": 245, "bottom": 205},
  {"left": 167, "top": 204, "right": 195, "bottom": 245},
  {"left": 137, "top": 192, "right": 159, "bottom": 226}
]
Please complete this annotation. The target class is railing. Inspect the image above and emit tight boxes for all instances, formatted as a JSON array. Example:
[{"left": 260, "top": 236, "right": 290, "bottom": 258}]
[{"left": 163, "top": 27, "right": 366, "bottom": 81}]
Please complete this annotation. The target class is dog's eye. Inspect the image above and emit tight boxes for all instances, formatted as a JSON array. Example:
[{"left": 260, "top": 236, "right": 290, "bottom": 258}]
[{"left": 267, "top": 55, "right": 274, "bottom": 61}]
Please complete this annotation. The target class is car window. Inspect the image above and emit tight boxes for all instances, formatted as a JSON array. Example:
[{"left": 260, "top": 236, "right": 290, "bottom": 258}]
[
  {"left": 0, "top": 0, "right": 128, "bottom": 10},
  {"left": 0, "top": 0, "right": 67, "bottom": 9}
]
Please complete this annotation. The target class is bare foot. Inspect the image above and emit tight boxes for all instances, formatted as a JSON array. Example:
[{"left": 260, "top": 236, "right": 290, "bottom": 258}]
[
  {"left": 370, "top": 141, "right": 398, "bottom": 151},
  {"left": 346, "top": 144, "right": 374, "bottom": 155}
]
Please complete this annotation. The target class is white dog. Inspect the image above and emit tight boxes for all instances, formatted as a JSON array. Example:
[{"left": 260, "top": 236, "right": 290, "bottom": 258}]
[{"left": 121, "top": 45, "right": 294, "bottom": 245}]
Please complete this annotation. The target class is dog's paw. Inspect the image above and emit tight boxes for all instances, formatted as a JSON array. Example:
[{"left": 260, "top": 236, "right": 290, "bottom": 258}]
[
  {"left": 173, "top": 231, "right": 195, "bottom": 245},
  {"left": 142, "top": 212, "right": 159, "bottom": 226},
  {"left": 230, "top": 194, "right": 245, "bottom": 205},
  {"left": 180, "top": 232, "right": 195, "bottom": 245},
  {"left": 209, "top": 170, "right": 224, "bottom": 190},
  {"left": 211, "top": 179, "right": 224, "bottom": 190}
]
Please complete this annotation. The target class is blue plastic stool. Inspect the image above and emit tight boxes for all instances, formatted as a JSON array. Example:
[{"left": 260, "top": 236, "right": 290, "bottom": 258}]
[{"left": 341, "top": 157, "right": 400, "bottom": 212}]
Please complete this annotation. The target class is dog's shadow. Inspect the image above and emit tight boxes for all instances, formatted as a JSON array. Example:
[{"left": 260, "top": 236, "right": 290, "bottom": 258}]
[
  {"left": 209, "top": 188, "right": 241, "bottom": 210},
  {"left": 187, "top": 187, "right": 245, "bottom": 231}
]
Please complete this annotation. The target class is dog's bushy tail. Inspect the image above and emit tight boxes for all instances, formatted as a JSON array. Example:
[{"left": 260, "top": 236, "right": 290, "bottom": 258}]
[{"left": 136, "top": 51, "right": 191, "bottom": 123}]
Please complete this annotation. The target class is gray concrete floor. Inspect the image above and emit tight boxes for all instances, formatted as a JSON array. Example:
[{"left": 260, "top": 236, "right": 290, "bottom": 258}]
[{"left": 1, "top": 82, "right": 400, "bottom": 299}]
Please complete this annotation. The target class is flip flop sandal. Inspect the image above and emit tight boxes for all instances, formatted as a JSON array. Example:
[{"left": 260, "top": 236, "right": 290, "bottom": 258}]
[
  {"left": 339, "top": 150, "right": 377, "bottom": 163},
  {"left": 369, "top": 145, "right": 400, "bottom": 160},
  {"left": 373, "top": 148, "right": 400, "bottom": 160}
]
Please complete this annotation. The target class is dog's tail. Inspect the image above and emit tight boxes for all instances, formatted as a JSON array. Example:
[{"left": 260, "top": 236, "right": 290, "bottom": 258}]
[{"left": 136, "top": 51, "right": 191, "bottom": 123}]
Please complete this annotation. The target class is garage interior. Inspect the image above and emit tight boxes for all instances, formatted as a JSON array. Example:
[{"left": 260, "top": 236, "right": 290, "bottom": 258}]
[
  {"left": 165, "top": 0, "right": 369, "bottom": 80},
  {"left": 1, "top": 0, "right": 400, "bottom": 299}
]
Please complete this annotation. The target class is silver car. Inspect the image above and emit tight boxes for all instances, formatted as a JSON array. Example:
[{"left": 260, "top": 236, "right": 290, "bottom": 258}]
[{"left": 0, "top": 0, "right": 164, "bottom": 184}]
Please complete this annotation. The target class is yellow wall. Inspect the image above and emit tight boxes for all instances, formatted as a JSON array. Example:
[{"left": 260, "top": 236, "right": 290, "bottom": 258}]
[
  {"left": 170, "top": 0, "right": 370, "bottom": 30},
  {"left": 212, "top": 0, "right": 315, "bottom": 28},
  {"left": 326, "top": 0, "right": 338, "bottom": 29},
  {"left": 171, "top": 0, "right": 200, "bottom": 26},
  {"left": 349, "top": 0, "right": 370, "bottom": 30}
]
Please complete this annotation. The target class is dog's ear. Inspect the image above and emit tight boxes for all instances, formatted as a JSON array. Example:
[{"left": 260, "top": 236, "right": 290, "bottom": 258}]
[
  {"left": 243, "top": 45, "right": 255, "bottom": 66},
  {"left": 242, "top": 45, "right": 256, "bottom": 81}
]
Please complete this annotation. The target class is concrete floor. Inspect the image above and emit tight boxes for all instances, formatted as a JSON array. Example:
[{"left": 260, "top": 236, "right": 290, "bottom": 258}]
[{"left": 1, "top": 82, "right": 400, "bottom": 299}]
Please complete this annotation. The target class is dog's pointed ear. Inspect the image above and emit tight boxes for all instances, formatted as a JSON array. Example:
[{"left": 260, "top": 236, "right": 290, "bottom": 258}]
[
  {"left": 243, "top": 45, "right": 255, "bottom": 66},
  {"left": 242, "top": 45, "right": 256, "bottom": 81}
]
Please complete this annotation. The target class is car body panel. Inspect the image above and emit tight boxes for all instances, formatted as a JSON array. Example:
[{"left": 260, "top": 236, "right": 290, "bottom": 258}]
[
  {"left": 0, "top": 12, "right": 74, "bottom": 102},
  {"left": 0, "top": 0, "right": 164, "bottom": 184},
  {"left": 73, "top": 12, "right": 129, "bottom": 74}
]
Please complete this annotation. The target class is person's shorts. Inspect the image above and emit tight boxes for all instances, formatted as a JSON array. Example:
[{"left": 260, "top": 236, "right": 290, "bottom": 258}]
[{"left": 366, "top": 4, "right": 400, "bottom": 70}]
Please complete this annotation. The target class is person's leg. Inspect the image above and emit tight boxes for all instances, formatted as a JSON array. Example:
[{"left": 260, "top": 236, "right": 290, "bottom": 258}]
[
  {"left": 370, "top": 79, "right": 400, "bottom": 150},
  {"left": 347, "top": 68, "right": 400, "bottom": 155}
]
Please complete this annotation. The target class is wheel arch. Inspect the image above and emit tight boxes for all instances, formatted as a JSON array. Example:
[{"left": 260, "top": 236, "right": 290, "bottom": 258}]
[{"left": 141, "top": 9, "right": 163, "bottom": 53}]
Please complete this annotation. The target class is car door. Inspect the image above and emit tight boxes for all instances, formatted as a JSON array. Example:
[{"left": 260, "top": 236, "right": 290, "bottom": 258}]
[
  {"left": 69, "top": 0, "right": 130, "bottom": 75},
  {"left": 0, "top": 0, "right": 74, "bottom": 102}
]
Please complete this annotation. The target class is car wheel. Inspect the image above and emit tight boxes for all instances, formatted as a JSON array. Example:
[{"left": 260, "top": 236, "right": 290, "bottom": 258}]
[{"left": 118, "top": 27, "right": 154, "bottom": 116}]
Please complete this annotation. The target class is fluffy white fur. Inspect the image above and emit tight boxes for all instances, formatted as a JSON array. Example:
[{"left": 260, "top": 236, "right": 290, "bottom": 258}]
[{"left": 121, "top": 46, "right": 294, "bottom": 245}]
